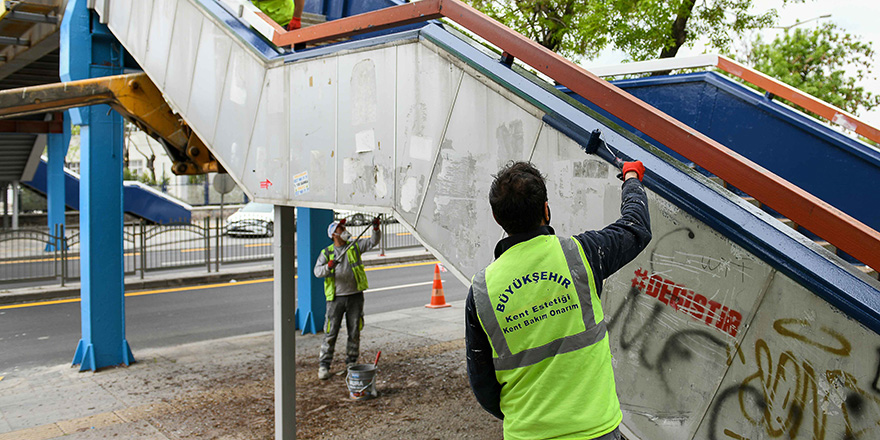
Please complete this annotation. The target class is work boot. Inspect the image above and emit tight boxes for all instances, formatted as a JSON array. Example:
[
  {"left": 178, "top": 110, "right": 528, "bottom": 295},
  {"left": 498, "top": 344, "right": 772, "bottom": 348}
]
[{"left": 318, "top": 366, "right": 330, "bottom": 380}]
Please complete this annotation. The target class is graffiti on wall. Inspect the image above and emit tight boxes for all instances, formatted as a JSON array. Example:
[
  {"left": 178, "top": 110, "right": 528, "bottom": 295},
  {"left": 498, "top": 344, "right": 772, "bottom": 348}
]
[
  {"left": 708, "top": 320, "right": 880, "bottom": 440},
  {"left": 607, "top": 225, "right": 880, "bottom": 439},
  {"left": 631, "top": 268, "right": 744, "bottom": 337},
  {"left": 609, "top": 269, "right": 880, "bottom": 439}
]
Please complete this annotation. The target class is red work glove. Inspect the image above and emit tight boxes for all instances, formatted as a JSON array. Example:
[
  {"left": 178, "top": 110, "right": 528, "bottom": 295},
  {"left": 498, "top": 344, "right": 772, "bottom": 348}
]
[
  {"left": 287, "top": 16, "right": 302, "bottom": 31},
  {"left": 372, "top": 216, "right": 381, "bottom": 230},
  {"left": 621, "top": 161, "right": 645, "bottom": 182},
  {"left": 328, "top": 260, "right": 337, "bottom": 270}
]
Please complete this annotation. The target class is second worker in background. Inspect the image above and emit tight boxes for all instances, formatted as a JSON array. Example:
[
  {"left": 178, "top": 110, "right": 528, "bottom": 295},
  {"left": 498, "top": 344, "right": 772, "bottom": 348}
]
[{"left": 314, "top": 216, "right": 381, "bottom": 380}]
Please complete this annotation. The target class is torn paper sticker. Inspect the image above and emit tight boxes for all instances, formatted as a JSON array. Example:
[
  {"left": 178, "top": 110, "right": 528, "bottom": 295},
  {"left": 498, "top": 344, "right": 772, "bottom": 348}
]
[
  {"left": 409, "top": 135, "right": 434, "bottom": 161},
  {"left": 355, "top": 129, "right": 375, "bottom": 153}
]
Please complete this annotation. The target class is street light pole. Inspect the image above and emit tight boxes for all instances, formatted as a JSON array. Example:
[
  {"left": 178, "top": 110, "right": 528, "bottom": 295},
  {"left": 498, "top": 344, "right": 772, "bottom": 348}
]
[{"left": 773, "top": 14, "right": 832, "bottom": 31}]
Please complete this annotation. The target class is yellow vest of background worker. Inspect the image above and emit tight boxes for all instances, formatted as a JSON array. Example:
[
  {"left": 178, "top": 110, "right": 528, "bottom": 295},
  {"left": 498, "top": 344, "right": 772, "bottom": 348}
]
[
  {"left": 251, "top": 0, "right": 293, "bottom": 26},
  {"left": 322, "top": 243, "right": 368, "bottom": 302},
  {"left": 472, "top": 235, "right": 621, "bottom": 440}
]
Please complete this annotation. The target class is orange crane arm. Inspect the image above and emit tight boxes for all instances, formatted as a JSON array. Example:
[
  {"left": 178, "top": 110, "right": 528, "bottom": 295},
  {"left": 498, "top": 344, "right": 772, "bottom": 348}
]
[{"left": 0, "top": 72, "right": 220, "bottom": 175}]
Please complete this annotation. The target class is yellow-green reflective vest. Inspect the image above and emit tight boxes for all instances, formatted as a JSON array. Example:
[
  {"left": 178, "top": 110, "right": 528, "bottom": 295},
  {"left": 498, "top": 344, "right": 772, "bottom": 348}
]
[
  {"left": 252, "top": 0, "right": 294, "bottom": 27},
  {"left": 472, "top": 235, "right": 621, "bottom": 440},
  {"left": 323, "top": 243, "right": 368, "bottom": 301}
]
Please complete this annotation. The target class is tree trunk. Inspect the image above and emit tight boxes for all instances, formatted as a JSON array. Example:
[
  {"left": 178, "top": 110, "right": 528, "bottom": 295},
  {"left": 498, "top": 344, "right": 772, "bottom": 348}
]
[{"left": 652, "top": 0, "right": 697, "bottom": 76}]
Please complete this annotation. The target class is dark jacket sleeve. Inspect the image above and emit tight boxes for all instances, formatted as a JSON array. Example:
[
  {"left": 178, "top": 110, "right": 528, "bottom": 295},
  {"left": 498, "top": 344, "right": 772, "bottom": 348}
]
[
  {"left": 573, "top": 178, "right": 652, "bottom": 296},
  {"left": 465, "top": 287, "right": 504, "bottom": 420}
]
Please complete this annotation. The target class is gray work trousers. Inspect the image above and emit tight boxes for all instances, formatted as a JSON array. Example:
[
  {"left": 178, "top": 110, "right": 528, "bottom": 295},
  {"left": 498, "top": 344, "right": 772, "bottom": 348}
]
[{"left": 318, "top": 292, "right": 364, "bottom": 368}]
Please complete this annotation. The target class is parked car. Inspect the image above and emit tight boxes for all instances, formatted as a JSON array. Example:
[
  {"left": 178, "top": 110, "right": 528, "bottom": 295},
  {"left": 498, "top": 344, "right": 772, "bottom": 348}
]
[
  {"left": 334, "top": 210, "right": 370, "bottom": 226},
  {"left": 225, "top": 202, "right": 275, "bottom": 237}
]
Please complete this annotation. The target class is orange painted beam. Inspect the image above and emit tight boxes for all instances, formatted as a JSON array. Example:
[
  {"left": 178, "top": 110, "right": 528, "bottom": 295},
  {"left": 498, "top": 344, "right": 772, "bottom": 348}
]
[
  {"left": 273, "top": 0, "right": 443, "bottom": 47},
  {"left": 716, "top": 56, "right": 880, "bottom": 145},
  {"left": 269, "top": 0, "right": 880, "bottom": 271}
]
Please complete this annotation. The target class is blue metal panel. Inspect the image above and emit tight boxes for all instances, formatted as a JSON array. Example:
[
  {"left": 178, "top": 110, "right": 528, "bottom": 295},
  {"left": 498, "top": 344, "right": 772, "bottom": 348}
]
[
  {"left": 418, "top": 24, "right": 880, "bottom": 334},
  {"left": 59, "top": 1, "right": 90, "bottom": 125},
  {"left": 295, "top": 207, "right": 334, "bottom": 334},
  {"left": 559, "top": 72, "right": 880, "bottom": 237},
  {"left": 21, "top": 160, "right": 80, "bottom": 209},
  {"left": 46, "top": 112, "right": 71, "bottom": 250},
  {"left": 302, "top": 0, "right": 325, "bottom": 15},
  {"left": 343, "top": 0, "right": 402, "bottom": 17},
  {"left": 323, "top": 0, "right": 344, "bottom": 20},
  {"left": 23, "top": 160, "right": 191, "bottom": 224},
  {"left": 123, "top": 186, "right": 192, "bottom": 224},
  {"left": 63, "top": 0, "right": 133, "bottom": 371}
]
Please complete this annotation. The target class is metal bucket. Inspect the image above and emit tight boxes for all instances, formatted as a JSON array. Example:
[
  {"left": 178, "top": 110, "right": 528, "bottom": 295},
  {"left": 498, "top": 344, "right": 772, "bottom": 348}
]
[{"left": 346, "top": 364, "right": 378, "bottom": 400}]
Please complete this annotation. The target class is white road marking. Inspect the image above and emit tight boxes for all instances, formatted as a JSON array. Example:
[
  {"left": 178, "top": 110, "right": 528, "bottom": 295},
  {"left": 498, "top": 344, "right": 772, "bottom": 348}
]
[{"left": 365, "top": 281, "right": 433, "bottom": 293}]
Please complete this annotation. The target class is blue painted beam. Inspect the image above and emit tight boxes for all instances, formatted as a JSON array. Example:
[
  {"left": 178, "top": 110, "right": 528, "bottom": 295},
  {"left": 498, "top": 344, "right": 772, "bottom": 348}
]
[
  {"left": 61, "top": 0, "right": 133, "bottom": 371},
  {"left": 295, "top": 207, "right": 334, "bottom": 334},
  {"left": 45, "top": 112, "right": 71, "bottom": 250}
]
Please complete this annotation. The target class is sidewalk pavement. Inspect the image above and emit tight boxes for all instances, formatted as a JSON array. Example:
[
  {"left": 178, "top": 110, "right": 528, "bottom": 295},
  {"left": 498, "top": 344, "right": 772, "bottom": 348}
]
[
  {"left": 0, "top": 299, "right": 466, "bottom": 439},
  {"left": 0, "top": 247, "right": 436, "bottom": 306}
]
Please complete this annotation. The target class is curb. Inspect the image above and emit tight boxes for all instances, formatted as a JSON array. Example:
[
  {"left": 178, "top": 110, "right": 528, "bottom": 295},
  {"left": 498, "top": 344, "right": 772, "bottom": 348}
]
[{"left": 0, "top": 252, "right": 437, "bottom": 306}]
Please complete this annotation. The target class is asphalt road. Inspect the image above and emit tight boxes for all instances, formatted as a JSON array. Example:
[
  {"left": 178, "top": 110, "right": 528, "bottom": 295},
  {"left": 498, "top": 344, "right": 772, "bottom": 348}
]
[{"left": 0, "top": 260, "right": 468, "bottom": 374}]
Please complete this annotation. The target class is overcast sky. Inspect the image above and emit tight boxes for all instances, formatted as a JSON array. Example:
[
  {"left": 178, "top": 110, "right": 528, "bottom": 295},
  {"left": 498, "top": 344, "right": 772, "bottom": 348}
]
[{"left": 585, "top": 0, "right": 880, "bottom": 127}]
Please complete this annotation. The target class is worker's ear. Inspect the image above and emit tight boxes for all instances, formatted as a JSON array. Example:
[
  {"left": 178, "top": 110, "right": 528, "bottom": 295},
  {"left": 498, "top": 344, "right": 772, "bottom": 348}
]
[{"left": 544, "top": 202, "right": 551, "bottom": 225}]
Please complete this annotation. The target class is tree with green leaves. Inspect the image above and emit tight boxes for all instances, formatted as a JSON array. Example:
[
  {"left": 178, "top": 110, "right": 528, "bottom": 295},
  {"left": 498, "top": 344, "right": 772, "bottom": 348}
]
[
  {"left": 747, "top": 22, "right": 879, "bottom": 115},
  {"left": 468, "top": 0, "right": 781, "bottom": 62},
  {"left": 466, "top": 1, "right": 607, "bottom": 61}
]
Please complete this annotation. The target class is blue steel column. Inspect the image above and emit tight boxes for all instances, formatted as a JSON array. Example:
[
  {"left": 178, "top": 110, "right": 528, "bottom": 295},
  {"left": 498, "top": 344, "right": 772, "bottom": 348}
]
[
  {"left": 46, "top": 112, "right": 71, "bottom": 251},
  {"left": 61, "top": 0, "right": 133, "bottom": 371},
  {"left": 295, "top": 207, "right": 333, "bottom": 334}
]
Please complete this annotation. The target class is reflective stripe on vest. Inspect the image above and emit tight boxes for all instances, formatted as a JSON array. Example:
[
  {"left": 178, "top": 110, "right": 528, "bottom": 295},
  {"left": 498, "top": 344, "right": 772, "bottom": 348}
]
[{"left": 472, "top": 236, "right": 605, "bottom": 370}]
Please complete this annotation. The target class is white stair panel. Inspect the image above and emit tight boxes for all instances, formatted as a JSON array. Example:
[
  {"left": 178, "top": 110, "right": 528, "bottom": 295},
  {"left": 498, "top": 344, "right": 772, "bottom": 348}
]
[
  {"left": 414, "top": 72, "right": 542, "bottom": 272},
  {"left": 163, "top": 1, "right": 204, "bottom": 115},
  {"left": 289, "top": 58, "right": 338, "bottom": 205},
  {"left": 107, "top": 0, "right": 132, "bottom": 42},
  {"left": 336, "top": 47, "right": 397, "bottom": 208},
  {"left": 186, "top": 20, "right": 234, "bottom": 146},
  {"left": 143, "top": 0, "right": 178, "bottom": 88},
  {"left": 213, "top": 45, "right": 266, "bottom": 178},
  {"left": 394, "top": 43, "right": 464, "bottom": 227},
  {"left": 242, "top": 66, "right": 290, "bottom": 202},
  {"left": 533, "top": 129, "right": 616, "bottom": 234},
  {"left": 125, "top": 1, "right": 153, "bottom": 61}
]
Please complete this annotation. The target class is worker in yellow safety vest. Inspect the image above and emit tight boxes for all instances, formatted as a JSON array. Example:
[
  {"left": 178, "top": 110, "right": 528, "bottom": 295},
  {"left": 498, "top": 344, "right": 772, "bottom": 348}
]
[
  {"left": 313, "top": 216, "right": 381, "bottom": 380},
  {"left": 252, "top": 0, "right": 303, "bottom": 30},
  {"left": 466, "top": 161, "right": 652, "bottom": 439}
]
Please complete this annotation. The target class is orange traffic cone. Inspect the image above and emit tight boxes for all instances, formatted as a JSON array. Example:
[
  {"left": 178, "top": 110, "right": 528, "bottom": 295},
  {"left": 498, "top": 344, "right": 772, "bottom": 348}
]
[{"left": 425, "top": 263, "right": 451, "bottom": 308}]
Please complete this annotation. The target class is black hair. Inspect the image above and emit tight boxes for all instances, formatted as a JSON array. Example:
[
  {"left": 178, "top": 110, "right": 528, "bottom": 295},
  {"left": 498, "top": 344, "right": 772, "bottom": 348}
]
[{"left": 489, "top": 161, "right": 547, "bottom": 234}]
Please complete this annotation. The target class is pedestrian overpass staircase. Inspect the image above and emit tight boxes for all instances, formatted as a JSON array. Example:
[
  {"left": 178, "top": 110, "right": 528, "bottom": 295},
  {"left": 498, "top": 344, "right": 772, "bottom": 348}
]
[
  {"left": 96, "top": 0, "right": 880, "bottom": 438},
  {"left": 22, "top": 159, "right": 192, "bottom": 224}
]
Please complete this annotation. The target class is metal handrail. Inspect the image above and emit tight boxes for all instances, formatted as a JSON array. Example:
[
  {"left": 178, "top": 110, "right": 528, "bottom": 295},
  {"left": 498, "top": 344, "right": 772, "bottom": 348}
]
[{"left": 266, "top": 0, "right": 880, "bottom": 272}]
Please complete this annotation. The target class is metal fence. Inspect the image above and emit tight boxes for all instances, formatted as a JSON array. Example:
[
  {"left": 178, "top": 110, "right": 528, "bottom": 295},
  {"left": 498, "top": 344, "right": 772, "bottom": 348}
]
[{"left": 0, "top": 214, "right": 421, "bottom": 285}]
